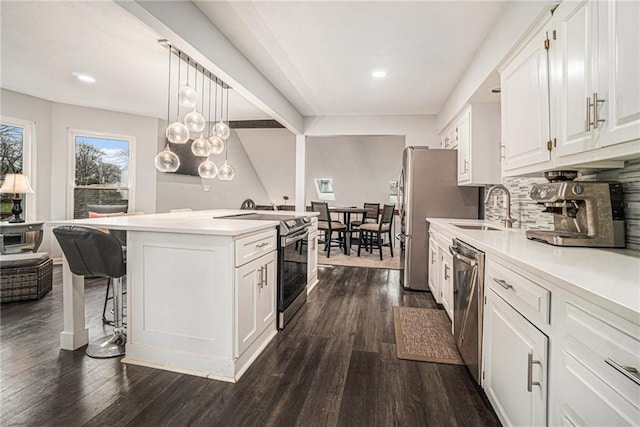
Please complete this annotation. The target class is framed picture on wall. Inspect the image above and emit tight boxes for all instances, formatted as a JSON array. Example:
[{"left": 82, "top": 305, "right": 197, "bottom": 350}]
[{"left": 170, "top": 141, "right": 207, "bottom": 177}]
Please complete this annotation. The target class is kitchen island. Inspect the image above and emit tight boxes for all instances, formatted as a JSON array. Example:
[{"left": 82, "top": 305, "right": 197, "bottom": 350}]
[{"left": 50, "top": 209, "right": 309, "bottom": 382}]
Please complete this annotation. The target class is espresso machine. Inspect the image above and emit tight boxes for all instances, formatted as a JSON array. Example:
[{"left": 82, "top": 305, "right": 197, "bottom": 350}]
[{"left": 526, "top": 174, "right": 626, "bottom": 247}]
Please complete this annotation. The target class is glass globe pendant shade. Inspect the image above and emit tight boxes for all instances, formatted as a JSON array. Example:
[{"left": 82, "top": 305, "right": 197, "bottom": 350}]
[
  {"left": 178, "top": 84, "right": 197, "bottom": 108},
  {"left": 212, "top": 121, "right": 231, "bottom": 140},
  {"left": 198, "top": 159, "right": 218, "bottom": 179},
  {"left": 166, "top": 121, "right": 190, "bottom": 144},
  {"left": 184, "top": 110, "right": 206, "bottom": 133},
  {"left": 191, "top": 136, "right": 212, "bottom": 157},
  {"left": 208, "top": 135, "right": 225, "bottom": 155},
  {"left": 218, "top": 160, "right": 235, "bottom": 181},
  {"left": 155, "top": 146, "right": 180, "bottom": 173}
]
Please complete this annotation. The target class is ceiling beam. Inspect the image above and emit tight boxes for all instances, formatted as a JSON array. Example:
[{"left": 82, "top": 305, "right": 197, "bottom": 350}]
[{"left": 229, "top": 120, "right": 284, "bottom": 129}]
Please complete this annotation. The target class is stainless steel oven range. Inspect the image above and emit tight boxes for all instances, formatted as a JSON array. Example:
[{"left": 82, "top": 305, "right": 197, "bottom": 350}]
[{"left": 218, "top": 213, "right": 311, "bottom": 330}]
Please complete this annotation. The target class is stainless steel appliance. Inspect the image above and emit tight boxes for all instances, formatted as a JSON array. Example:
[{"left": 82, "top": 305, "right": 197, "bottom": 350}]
[
  {"left": 450, "top": 239, "right": 485, "bottom": 384},
  {"left": 397, "top": 147, "right": 480, "bottom": 290},
  {"left": 217, "top": 213, "right": 311, "bottom": 329},
  {"left": 526, "top": 180, "right": 626, "bottom": 247}
]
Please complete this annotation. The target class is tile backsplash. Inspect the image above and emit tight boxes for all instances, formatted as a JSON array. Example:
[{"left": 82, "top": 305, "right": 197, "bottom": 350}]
[{"left": 484, "top": 159, "right": 640, "bottom": 250}]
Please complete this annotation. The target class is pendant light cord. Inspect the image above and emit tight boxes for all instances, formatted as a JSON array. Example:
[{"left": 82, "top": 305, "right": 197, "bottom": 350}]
[
  {"left": 176, "top": 52, "right": 181, "bottom": 119},
  {"left": 208, "top": 74, "right": 212, "bottom": 138},
  {"left": 225, "top": 86, "right": 229, "bottom": 123},
  {"left": 214, "top": 77, "right": 218, "bottom": 123},
  {"left": 166, "top": 46, "right": 172, "bottom": 148}
]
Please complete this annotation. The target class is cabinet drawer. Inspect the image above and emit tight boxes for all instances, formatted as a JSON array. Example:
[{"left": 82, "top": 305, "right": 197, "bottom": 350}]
[
  {"left": 562, "top": 297, "right": 640, "bottom": 412},
  {"left": 486, "top": 258, "right": 551, "bottom": 325},
  {"left": 235, "top": 229, "right": 277, "bottom": 267}
]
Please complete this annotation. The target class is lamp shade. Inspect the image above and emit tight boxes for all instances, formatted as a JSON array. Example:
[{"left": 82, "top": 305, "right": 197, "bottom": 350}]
[{"left": 0, "top": 174, "right": 34, "bottom": 194}]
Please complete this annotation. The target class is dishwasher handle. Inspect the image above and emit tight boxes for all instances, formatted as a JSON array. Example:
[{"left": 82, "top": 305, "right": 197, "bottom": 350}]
[{"left": 449, "top": 245, "right": 478, "bottom": 267}]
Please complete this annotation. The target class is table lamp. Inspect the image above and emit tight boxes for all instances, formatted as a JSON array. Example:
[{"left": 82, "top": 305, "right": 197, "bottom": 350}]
[{"left": 0, "top": 173, "right": 34, "bottom": 223}]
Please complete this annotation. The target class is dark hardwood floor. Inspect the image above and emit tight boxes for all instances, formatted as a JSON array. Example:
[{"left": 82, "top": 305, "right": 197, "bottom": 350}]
[{"left": 1, "top": 264, "right": 499, "bottom": 426}]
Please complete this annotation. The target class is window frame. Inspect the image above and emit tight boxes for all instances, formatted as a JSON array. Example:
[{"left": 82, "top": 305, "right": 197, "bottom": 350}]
[
  {"left": 314, "top": 177, "right": 336, "bottom": 201},
  {"left": 0, "top": 116, "right": 35, "bottom": 221},
  {"left": 66, "top": 128, "right": 136, "bottom": 219}
]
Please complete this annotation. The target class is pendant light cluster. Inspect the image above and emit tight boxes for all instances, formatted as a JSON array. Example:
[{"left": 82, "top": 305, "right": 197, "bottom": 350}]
[{"left": 155, "top": 40, "right": 234, "bottom": 181}]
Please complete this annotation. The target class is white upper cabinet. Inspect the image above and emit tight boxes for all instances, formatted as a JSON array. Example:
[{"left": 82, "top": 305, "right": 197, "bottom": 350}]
[
  {"left": 440, "top": 104, "right": 501, "bottom": 186},
  {"left": 500, "top": 24, "right": 553, "bottom": 172},
  {"left": 499, "top": 1, "right": 639, "bottom": 177}
]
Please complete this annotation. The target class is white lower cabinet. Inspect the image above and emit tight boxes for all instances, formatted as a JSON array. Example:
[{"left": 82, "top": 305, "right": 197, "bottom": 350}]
[
  {"left": 428, "top": 236, "right": 440, "bottom": 303},
  {"left": 440, "top": 249, "right": 454, "bottom": 321},
  {"left": 235, "top": 250, "right": 277, "bottom": 357},
  {"left": 307, "top": 229, "right": 318, "bottom": 291},
  {"left": 552, "top": 292, "right": 640, "bottom": 426},
  {"left": 484, "top": 288, "right": 548, "bottom": 427}
]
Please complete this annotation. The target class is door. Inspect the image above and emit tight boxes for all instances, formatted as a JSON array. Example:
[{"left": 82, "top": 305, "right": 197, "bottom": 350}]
[
  {"left": 501, "top": 26, "right": 552, "bottom": 171},
  {"left": 235, "top": 257, "right": 260, "bottom": 357},
  {"left": 457, "top": 109, "right": 471, "bottom": 182},
  {"left": 428, "top": 237, "right": 440, "bottom": 303},
  {"left": 553, "top": 0, "right": 598, "bottom": 157},
  {"left": 484, "top": 289, "right": 548, "bottom": 427},
  {"left": 257, "top": 251, "right": 277, "bottom": 333},
  {"left": 598, "top": 0, "right": 640, "bottom": 148},
  {"left": 441, "top": 249, "right": 453, "bottom": 321}
]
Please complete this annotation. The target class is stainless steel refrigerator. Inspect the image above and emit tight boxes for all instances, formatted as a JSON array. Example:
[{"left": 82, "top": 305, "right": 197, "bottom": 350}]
[{"left": 398, "top": 147, "right": 480, "bottom": 290}]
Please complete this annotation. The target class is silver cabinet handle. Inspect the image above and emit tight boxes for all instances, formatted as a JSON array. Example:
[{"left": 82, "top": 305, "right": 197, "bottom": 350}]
[
  {"left": 605, "top": 358, "right": 640, "bottom": 386},
  {"left": 593, "top": 92, "right": 605, "bottom": 129},
  {"left": 527, "top": 351, "right": 542, "bottom": 392},
  {"left": 463, "top": 159, "right": 469, "bottom": 173},
  {"left": 257, "top": 266, "right": 264, "bottom": 288},
  {"left": 256, "top": 242, "right": 269, "bottom": 248},
  {"left": 431, "top": 249, "right": 436, "bottom": 264},
  {"left": 263, "top": 264, "right": 268, "bottom": 287},
  {"left": 444, "top": 264, "right": 450, "bottom": 281},
  {"left": 586, "top": 96, "right": 592, "bottom": 131},
  {"left": 493, "top": 278, "right": 513, "bottom": 290}
]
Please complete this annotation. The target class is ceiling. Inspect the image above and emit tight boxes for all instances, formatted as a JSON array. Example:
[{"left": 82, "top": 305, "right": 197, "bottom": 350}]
[
  {"left": 0, "top": 1, "right": 269, "bottom": 121},
  {"left": 195, "top": 1, "right": 506, "bottom": 116},
  {"left": 1, "top": 1, "right": 506, "bottom": 122}
]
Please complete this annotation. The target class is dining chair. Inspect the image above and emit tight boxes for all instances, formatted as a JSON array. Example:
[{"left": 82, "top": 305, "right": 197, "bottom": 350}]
[
  {"left": 357, "top": 204, "right": 395, "bottom": 260},
  {"left": 311, "top": 201, "right": 347, "bottom": 258}
]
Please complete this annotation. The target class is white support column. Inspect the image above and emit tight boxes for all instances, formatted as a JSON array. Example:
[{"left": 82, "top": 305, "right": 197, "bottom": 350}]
[
  {"left": 60, "top": 257, "right": 88, "bottom": 350},
  {"left": 295, "top": 135, "right": 306, "bottom": 212}
]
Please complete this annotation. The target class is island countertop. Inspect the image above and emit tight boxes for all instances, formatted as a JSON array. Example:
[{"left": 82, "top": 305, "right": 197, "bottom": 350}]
[
  {"left": 48, "top": 209, "right": 318, "bottom": 237},
  {"left": 427, "top": 218, "right": 640, "bottom": 318}
]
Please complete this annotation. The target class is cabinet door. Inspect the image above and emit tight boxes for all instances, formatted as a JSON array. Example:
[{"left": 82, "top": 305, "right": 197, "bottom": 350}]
[
  {"left": 484, "top": 290, "right": 548, "bottom": 427},
  {"left": 441, "top": 249, "right": 454, "bottom": 322},
  {"left": 598, "top": 0, "right": 640, "bottom": 147},
  {"left": 553, "top": 0, "right": 598, "bottom": 157},
  {"left": 235, "top": 258, "right": 260, "bottom": 357},
  {"left": 428, "top": 238, "right": 440, "bottom": 303},
  {"left": 236, "top": 251, "right": 277, "bottom": 357},
  {"left": 457, "top": 110, "right": 471, "bottom": 182},
  {"left": 257, "top": 251, "right": 277, "bottom": 332},
  {"left": 501, "top": 28, "right": 552, "bottom": 171},
  {"left": 307, "top": 230, "right": 318, "bottom": 285}
]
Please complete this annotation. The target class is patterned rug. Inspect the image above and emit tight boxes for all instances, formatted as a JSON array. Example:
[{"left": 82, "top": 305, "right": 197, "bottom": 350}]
[
  {"left": 393, "top": 306, "right": 464, "bottom": 365},
  {"left": 317, "top": 246, "right": 401, "bottom": 270}
]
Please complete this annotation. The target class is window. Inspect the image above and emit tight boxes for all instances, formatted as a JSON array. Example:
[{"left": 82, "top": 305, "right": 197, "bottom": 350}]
[
  {"left": 69, "top": 131, "right": 134, "bottom": 219},
  {"left": 314, "top": 178, "right": 335, "bottom": 201},
  {"left": 1, "top": 118, "right": 33, "bottom": 221},
  {"left": 389, "top": 180, "right": 399, "bottom": 204}
]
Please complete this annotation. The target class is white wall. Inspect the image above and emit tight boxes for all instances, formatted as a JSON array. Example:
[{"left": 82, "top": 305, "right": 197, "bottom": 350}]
[
  {"left": 305, "top": 135, "right": 405, "bottom": 207},
  {"left": 303, "top": 115, "right": 439, "bottom": 148},
  {"left": 235, "top": 128, "right": 296, "bottom": 205},
  {"left": 155, "top": 128, "right": 271, "bottom": 212},
  {"left": 1, "top": 88, "right": 159, "bottom": 257},
  {"left": 437, "top": 1, "right": 552, "bottom": 130}
]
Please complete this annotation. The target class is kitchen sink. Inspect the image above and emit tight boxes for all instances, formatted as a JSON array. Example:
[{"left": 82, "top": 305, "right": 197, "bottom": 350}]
[{"left": 453, "top": 224, "right": 501, "bottom": 231}]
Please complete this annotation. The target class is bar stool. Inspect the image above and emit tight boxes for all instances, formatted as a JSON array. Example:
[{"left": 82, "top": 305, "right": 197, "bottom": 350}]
[{"left": 53, "top": 225, "right": 127, "bottom": 358}]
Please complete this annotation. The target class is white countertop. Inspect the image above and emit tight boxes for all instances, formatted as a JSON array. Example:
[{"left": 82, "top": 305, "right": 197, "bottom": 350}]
[
  {"left": 427, "top": 218, "right": 640, "bottom": 317},
  {"left": 48, "top": 210, "right": 318, "bottom": 237}
]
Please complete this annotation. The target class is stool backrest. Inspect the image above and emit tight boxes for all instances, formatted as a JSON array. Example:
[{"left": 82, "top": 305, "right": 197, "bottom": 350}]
[
  {"left": 311, "top": 201, "right": 330, "bottom": 222},
  {"left": 380, "top": 204, "right": 395, "bottom": 228},
  {"left": 363, "top": 202, "right": 380, "bottom": 222},
  {"left": 53, "top": 226, "right": 126, "bottom": 278}
]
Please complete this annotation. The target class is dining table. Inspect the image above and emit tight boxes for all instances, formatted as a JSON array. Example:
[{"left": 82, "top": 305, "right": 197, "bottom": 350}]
[{"left": 328, "top": 206, "right": 369, "bottom": 255}]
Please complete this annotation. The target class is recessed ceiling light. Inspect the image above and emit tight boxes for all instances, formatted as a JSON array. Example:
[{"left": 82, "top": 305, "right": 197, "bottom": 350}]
[
  {"left": 72, "top": 72, "right": 96, "bottom": 84},
  {"left": 372, "top": 69, "right": 387, "bottom": 79}
]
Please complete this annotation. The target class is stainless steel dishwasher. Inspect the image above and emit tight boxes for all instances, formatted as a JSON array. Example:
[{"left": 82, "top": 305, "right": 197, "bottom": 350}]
[{"left": 449, "top": 238, "right": 485, "bottom": 384}]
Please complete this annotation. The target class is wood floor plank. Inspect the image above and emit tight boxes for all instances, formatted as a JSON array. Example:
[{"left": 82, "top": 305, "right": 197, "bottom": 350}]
[{"left": 0, "top": 264, "right": 499, "bottom": 426}]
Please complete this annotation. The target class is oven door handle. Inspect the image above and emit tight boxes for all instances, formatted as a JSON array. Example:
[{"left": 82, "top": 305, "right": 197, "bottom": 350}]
[{"left": 282, "top": 228, "right": 310, "bottom": 246}]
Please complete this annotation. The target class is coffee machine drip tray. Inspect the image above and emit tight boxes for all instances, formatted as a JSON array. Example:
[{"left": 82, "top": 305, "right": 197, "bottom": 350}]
[{"left": 527, "top": 229, "right": 606, "bottom": 247}]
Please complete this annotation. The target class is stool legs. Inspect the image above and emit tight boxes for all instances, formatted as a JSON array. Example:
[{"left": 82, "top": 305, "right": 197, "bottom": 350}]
[{"left": 86, "top": 276, "right": 126, "bottom": 358}]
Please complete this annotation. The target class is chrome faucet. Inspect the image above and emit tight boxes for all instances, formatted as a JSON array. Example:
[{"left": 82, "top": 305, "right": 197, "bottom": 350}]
[{"left": 485, "top": 185, "right": 515, "bottom": 228}]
